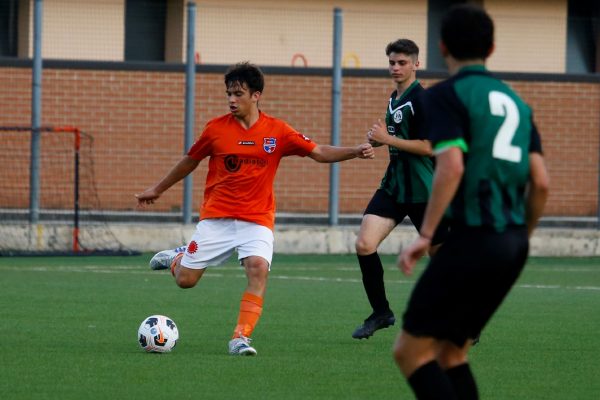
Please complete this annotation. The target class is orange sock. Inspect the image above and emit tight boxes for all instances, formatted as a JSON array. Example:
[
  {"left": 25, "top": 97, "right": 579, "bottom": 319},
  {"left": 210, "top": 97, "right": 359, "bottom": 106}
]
[{"left": 232, "top": 292, "right": 264, "bottom": 339}]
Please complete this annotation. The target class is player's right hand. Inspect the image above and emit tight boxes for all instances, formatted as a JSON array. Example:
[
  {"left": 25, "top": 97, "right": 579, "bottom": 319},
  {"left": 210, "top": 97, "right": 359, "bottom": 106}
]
[
  {"left": 357, "top": 142, "right": 375, "bottom": 159},
  {"left": 398, "top": 236, "right": 430, "bottom": 276},
  {"left": 135, "top": 188, "right": 160, "bottom": 208}
]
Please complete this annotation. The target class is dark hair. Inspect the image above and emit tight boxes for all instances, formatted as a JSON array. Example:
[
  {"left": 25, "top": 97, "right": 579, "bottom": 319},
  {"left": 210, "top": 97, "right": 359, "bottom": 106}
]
[
  {"left": 385, "top": 38, "right": 419, "bottom": 59},
  {"left": 224, "top": 62, "right": 265, "bottom": 93},
  {"left": 441, "top": 4, "right": 494, "bottom": 60}
]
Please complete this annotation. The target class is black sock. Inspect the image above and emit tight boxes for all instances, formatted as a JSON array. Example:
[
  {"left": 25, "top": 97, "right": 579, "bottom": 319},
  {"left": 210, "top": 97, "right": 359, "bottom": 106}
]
[
  {"left": 446, "top": 363, "right": 478, "bottom": 400},
  {"left": 408, "top": 360, "right": 457, "bottom": 400},
  {"left": 357, "top": 252, "right": 390, "bottom": 314}
]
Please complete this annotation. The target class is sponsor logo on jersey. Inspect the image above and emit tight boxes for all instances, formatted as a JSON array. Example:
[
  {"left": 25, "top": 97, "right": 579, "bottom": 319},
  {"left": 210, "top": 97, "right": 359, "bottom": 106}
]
[
  {"left": 238, "top": 141, "right": 255, "bottom": 145},
  {"left": 301, "top": 134, "right": 312, "bottom": 142},
  {"left": 388, "top": 98, "right": 415, "bottom": 124},
  {"left": 263, "top": 137, "right": 277, "bottom": 153},
  {"left": 224, "top": 154, "right": 267, "bottom": 172},
  {"left": 225, "top": 155, "right": 242, "bottom": 172},
  {"left": 393, "top": 110, "right": 403, "bottom": 123}
]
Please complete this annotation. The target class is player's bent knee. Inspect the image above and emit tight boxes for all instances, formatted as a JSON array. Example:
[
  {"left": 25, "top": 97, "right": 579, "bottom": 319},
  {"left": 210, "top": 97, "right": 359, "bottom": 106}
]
[
  {"left": 393, "top": 334, "right": 411, "bottom": 363},
  {"left": 244, "top": 257, "right": 269, "bottom": 275},
  {"left": 437, "top": 343, "right": 469, "bottom": 369},
  {"left": 355, "top": 236, "right": 377, "bottom": 255},
  {"left": 174, "top": 267, "right": 203, "bottom": 289},
  {"left": 393, "top": 338, "right": 417, "bottom": 376},
  {"left": 393, "top": 332, "right": 440, "bottom": 376},
  {"left": 393, "top": 344, "right": 404, "bottom": 364},
  {"left": 175, "top": 276, "right": 196, "bottom": 289}
]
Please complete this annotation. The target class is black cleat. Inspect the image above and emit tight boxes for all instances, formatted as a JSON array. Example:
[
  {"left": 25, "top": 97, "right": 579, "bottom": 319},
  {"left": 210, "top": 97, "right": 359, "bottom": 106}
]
[{"left": 352, "top": 310, "right": 395, "bottom": 339}]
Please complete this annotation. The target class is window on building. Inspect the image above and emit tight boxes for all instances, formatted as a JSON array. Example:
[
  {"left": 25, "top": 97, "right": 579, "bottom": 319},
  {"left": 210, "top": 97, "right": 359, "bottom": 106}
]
[
  {"left": 566, "top": 0, "right": 599, "bottom": 73},
  {"left": 426, "top": 0, "right": 471, "bottom": 71},
  {"left": 0, "top": 0, "right": 19, "bottom": 57},
  {"left": 125, "top": 0, "right": 167, "bottom": 61}
]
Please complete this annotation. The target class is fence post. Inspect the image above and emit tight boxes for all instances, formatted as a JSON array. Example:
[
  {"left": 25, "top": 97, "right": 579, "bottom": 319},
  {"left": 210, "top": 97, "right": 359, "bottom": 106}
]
[
  {"left": 329, "top": 7, "right": 343, "bottom": 226},
  {"left": 30, "top": 0, "right": 43, "bottom": 224},
  {"left": 183, "top": 1, "right": 197, "bottom": 224}
]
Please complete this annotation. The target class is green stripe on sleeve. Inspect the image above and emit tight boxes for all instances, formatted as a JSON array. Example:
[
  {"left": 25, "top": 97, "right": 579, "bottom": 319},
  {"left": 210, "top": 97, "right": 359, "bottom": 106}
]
[{"left": 433, "top": 138, "right": 469, "bottom": 154}]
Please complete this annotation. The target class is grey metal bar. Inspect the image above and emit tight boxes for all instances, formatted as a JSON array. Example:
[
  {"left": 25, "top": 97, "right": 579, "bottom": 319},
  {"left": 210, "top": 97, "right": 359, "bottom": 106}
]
[
  {"left": 183, "top": 2, "right": 197, "bottom": 224},
  {"left": 329, "top": 7, "right": 343, "bottom": 226},
  {"left": 29, "top": 0, "right": 43, "bottom": 224}
]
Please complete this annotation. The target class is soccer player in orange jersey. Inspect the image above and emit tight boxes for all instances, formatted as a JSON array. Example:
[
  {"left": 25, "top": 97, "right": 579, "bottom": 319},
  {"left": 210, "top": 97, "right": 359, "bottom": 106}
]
[{"left": 135, "top": 62, "right": 374, "bottom": 356}]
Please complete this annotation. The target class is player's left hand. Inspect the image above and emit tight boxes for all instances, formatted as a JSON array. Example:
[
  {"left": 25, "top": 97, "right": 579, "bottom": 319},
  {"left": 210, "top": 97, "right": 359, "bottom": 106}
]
[
  {"left": 357, "top": 142, "right": 375, "bottom": 159},
  {"left": 398, "top": 236, "right": 430, "bottom": 276}
]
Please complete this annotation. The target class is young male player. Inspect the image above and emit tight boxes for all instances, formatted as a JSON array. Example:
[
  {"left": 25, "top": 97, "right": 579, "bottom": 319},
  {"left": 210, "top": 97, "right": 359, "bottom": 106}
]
[
  {"left": 136, "top": 62, "right": 375, "bottom": 356},
  {"left": 352, "top": 39, "right": 447, "bottom": 340},
  {"left": 395, "top": 5, "right": 549, "bottom": 398}
]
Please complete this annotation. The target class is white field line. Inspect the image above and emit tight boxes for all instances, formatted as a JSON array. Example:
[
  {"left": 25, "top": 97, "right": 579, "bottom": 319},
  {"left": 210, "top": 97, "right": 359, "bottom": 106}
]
[{"left": 1, "top": 264, "right": 599, "bottom": 291}]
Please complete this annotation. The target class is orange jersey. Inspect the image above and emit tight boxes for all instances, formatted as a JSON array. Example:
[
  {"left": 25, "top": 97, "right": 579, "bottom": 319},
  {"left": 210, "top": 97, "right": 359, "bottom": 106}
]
[{"left": 188, "top": 112, "right": 317, "bottom": 230}]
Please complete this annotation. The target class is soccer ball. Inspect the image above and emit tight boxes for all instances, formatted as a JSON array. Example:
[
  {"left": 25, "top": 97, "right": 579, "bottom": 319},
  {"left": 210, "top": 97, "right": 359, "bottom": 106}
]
[{"left": 137, "top": 315, "right": 179, "bottom": 353}]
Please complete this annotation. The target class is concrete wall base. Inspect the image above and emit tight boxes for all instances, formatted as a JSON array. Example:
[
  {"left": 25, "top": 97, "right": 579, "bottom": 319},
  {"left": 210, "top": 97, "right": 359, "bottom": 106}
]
[
  {"left": 2, "top": 224, "right": 597, "bottom": 257},
  {"left": 107, "top": 224, "right": 600, "bottom": 257}
]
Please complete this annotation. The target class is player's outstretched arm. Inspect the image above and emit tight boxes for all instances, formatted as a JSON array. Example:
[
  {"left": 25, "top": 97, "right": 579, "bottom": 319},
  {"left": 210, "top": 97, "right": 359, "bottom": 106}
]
[
  {"left": 308, "top": 143, "right": 374, "bottom": 163},
  {"left": 135, "top": 155, "right": 200, "bottom": 208},
  {"left": 525, "top": 152, "right": 549, "bottom": 237},
  {"left": 367, "top": 119, "right": 432, "bottom": 156}
]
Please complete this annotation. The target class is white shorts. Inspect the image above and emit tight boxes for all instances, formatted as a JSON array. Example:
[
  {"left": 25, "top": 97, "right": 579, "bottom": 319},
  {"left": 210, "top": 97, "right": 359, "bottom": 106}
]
[{"left": 180, "top": 218, "right": 274, "bottom": 270}]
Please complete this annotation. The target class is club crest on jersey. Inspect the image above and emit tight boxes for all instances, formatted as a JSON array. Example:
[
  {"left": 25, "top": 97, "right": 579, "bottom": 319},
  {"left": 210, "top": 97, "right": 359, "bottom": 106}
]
[
  {"left": 263, "top": 137, "right": 276, "bottom": 153},
  {"left": 393, "top": 110, "right": 403, "bottom": 123}
]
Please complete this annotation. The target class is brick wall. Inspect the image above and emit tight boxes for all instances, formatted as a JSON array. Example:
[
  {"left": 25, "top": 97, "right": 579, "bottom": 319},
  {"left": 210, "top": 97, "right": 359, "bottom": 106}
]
[{"left": 0, "top": 65, "right": 598, "bottom": 217}]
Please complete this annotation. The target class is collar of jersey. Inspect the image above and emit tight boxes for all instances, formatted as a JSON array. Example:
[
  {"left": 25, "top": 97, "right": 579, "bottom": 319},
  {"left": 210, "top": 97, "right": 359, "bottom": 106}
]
[
  {"left": 457, "top": 64, "right": 487, "bottom": 74},
  {"left": 388, "top": 80, "right": 419, "bottom": 115},
  {"left": 391, "top": 79, "right": 420, "bottom": 104},
  {"left": 231, "top": 111, "right": 265, "bottom": 132}
]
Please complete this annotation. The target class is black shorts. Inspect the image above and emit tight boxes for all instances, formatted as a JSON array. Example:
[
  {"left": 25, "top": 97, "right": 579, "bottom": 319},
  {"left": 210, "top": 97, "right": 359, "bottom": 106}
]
[
  {"left": 364, "top": 189, "right": 448, "bottom": 245},
  {"left": 402, "top": 225, "right": 529, "bottom": 347}
]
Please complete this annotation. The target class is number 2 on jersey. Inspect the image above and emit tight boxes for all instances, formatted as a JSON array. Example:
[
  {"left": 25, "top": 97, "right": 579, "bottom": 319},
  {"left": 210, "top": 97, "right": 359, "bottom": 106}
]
[{"left": 489, "top": 91, "right": 522, "bottom": 163}]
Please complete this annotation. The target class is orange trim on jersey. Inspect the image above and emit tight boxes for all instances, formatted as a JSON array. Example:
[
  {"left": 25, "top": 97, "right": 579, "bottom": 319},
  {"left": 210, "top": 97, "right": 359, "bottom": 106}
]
[{"left": 188, "top": 112, "right": 316, "bottom": 230}]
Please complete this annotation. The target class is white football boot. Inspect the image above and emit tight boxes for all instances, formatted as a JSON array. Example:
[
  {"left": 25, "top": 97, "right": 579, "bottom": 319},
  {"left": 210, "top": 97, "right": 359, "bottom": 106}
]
[
  {"left": 149, "top": 246, "right": 187, "bottom": 270},
  {"left": 228, "top": 335, "right": 257, "bottom": 356}
]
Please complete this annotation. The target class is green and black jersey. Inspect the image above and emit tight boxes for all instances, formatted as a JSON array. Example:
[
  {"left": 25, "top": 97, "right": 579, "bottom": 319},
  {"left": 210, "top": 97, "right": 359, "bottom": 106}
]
[
  {"left": 380, "top": 80, "right": 434, "bottom": 204},
  {"left": 421, "top": 65, "right": 543, "bottom": 231}
]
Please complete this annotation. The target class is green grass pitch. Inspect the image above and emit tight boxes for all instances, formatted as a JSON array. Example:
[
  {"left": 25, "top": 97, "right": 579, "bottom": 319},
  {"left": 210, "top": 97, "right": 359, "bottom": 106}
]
[{"left": 0, "top": 254, "right": 598, "bottom": 399}]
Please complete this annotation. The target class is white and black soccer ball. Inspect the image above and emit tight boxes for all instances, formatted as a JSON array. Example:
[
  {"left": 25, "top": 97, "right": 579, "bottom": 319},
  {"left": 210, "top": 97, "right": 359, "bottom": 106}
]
[{"left": 137, "top": 315, "right": 179, "bottom": 353}]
